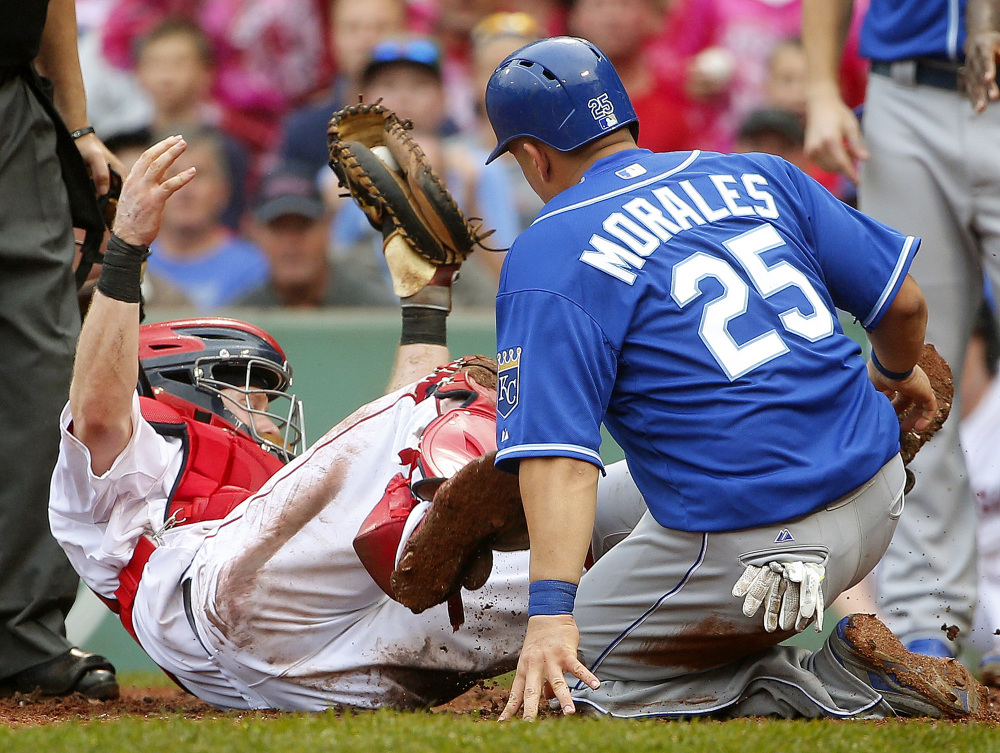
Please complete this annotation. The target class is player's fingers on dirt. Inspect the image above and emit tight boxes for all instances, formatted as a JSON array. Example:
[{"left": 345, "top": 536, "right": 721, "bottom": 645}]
[
  {"left": 520, "top": 662, "right": 545, "bottom": 720},
  {"left": 498, "top": 673, "right": 525, "bottom": 721},
  {"left": 545, "top": 672, "right": 577, "bottom": 715}
]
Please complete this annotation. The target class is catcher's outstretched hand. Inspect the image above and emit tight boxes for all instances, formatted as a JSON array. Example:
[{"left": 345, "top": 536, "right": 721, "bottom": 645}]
[
  {"left": 113, "top": 136, "right": 196, "bottom": 247},
  {"left": 499, "top": 615, "right": 600, "bottom": 721}
]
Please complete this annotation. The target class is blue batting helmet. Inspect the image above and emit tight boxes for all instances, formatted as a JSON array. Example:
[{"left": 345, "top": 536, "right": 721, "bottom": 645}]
[{"left": 484, "top": 36, "right": 638, "bottom": 164}]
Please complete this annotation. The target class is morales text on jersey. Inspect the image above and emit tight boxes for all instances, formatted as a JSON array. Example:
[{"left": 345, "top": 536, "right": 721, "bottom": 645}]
[{"left": 579, "top": 169, "right": 779, "bottom": 284}]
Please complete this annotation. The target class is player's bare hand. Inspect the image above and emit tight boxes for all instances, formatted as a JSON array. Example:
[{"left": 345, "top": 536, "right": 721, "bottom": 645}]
[
  {"left": 498, "top": 614, "right": 600, "bottom": 721},
  {"left": 867, "top": 361, "right": 938, "bottom": 433},
  {"left": 804, "top": 87, "right": 869, "bottom": 183},
  {"left": 962, "top": 31, "right": 1000, "bottom": 112},
  {"left": 74, "top": 132, "right": 126, "bottom": 197},
  {"left": 113, "top": 136, "right": 196, "bottom": 247}
]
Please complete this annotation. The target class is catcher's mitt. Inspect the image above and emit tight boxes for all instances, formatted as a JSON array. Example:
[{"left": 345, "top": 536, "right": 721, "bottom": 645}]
[
  {"left": 391, "top": 450, "right": 528, "bottom": 614},
  {"left": 327, "top": 101, "right": 495, "bottom": 297}
]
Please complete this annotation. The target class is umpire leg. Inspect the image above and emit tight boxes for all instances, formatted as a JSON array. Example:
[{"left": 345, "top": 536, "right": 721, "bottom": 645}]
[{"left": 0, "top": 75, "right": 81, "bottom": 679}]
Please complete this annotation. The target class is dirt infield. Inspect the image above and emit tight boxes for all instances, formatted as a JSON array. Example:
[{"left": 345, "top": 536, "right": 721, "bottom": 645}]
[
  {"left": 0, "top": 680, "right": 511, "bottom": 727},
  {"left": 1, "top": 674, "right": 998, "bottom": 726}
]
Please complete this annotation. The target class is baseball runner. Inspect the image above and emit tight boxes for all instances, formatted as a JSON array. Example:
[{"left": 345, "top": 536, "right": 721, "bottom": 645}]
[
  {"left": 482, "top": 37, "right": 978, "bottom": 721},
  {"left": 803, "top": 0, "right": 1000, "bottom": 661},
  {"left": 48, "top": 135, "right": 532, "bottom": 711}
]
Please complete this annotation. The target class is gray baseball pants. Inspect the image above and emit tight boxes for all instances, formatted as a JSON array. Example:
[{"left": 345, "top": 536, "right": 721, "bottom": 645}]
[
  {"left": 859, "top": 71, "right": 1000, "bottom": 647},
  {"left": 572, "top": 455, "right": 905, "bottom": 718}
]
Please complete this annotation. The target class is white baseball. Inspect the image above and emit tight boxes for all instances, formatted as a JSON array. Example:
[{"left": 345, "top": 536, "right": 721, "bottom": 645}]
[{"left": 371, "top": 145, "right": 400, "bottom": 172}]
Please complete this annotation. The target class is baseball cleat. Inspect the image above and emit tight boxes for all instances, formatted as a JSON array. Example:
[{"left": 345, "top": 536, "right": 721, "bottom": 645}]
[
  {"left": 904, "top": 637, "right": 954, "bottom": 659},
  {"left": 829, "top": 614, "right": 980, "bottom": 718}
]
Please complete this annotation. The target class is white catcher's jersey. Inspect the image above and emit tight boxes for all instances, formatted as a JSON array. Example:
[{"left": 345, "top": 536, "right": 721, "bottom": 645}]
[{"left": 49, "top": 384, "right": 530, "bottom": 711}]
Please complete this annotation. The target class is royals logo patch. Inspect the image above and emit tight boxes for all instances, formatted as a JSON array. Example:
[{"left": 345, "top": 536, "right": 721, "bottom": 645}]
[{"left": 497, "top": 347, "right": 521, "bottom": 418}]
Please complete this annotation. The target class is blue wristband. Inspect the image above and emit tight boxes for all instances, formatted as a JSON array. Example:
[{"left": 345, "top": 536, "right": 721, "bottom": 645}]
[
  {"left": 870, "top": 350, "right": 914, "bottom": 381},
  {"left": 528, "top": 579, "right": 578, "bottom": 617}
]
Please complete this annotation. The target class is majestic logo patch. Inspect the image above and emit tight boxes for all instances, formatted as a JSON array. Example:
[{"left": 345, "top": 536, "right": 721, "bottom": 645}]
[
  {"left": 497, "top": 347, "right": 521, "bottom": 418},
  {"left": 615, "top": 164, "right": 647, "bottom": 180},
  {"left": 588, "top": 93, "right": 618, "bottom": 130},
  {"left": 774, "top": 528, "right": 794, "bottom": 543}
]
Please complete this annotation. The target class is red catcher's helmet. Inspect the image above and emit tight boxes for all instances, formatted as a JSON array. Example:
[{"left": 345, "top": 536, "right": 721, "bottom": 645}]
[{"left": 138, "top": 318, "right": 305, "bottom": 462}]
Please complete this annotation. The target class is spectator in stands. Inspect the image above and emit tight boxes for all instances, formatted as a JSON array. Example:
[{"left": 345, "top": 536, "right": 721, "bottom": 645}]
[
  {"left": 423, "top": 0, "right": 506, "bottom": 138},
  {"left": 277, "top": 0, "right": 408, "bottom": 174},
  {"left": 566, "top": 0, "right": 694, "bottom": 153},
  {"left": 134, "top": 19, "right": 249, "bottom": 229},
  {"left": 101, "top": 0, "right": 330, "bottom": 156},
  {"left": 470, "top": 11, "right": 544, "bottom": 233},
  {"left": 662, "top": 0, "right": 869, "bottom": 151},
  {"left": 733, "top": 107, "right": 809, "bottom": 171},
  {"left": 238, "top": 163, "right": 395, "bottom": 308},
  {"left": 144, "top": 128, "right": 269, "bottom": 310},
  {"left": 758, "top": 37, "right": 846, "bottom": 198},
  {"left": 764, "top": 37, "right": 808, "bottom": 118}
]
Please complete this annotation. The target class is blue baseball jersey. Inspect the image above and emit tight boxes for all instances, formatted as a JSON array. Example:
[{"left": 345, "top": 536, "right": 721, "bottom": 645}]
[
  {"left": 495, "top": 149, "right": 919, "bottom": 532},
  {"left": 860, "top": 0, "right": 967, "bottom": 62}
]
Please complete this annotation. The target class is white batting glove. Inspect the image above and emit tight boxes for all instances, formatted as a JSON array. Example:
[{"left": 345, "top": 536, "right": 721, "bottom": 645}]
[
  {"left": 780, "top": 561, "right": 825, "bottom": 632},
  {"left": 732, "top": 561, "right": 826, "bottom": 633}
]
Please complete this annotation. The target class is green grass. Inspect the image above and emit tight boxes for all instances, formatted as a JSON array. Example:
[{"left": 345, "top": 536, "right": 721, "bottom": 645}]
[{"left": 2, "top": 710, "right": 999, "bottom": 752}]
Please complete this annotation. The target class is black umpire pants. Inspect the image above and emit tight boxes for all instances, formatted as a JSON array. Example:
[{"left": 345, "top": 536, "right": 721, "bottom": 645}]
[{"left": 0, "top": 71, "right": 81, "bottom": 678}]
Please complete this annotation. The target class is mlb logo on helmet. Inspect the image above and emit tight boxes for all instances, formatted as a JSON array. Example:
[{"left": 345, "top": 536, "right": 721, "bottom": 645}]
[
  {"left": 589, "top": 92, "right": 618, "bottom": 130},
  {"left": 497, "top": 347, "right": 522, "bottom": 418}
]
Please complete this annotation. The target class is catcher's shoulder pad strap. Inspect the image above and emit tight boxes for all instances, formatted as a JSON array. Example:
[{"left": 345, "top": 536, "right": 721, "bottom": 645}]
[{"left": 353, "top": 473, "right": 419, "bottom": 599}]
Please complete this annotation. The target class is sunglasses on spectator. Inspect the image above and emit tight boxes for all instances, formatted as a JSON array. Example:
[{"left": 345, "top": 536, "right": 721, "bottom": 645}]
[{"left": 369, "top": 38, "right": 441, "bottom": 68}]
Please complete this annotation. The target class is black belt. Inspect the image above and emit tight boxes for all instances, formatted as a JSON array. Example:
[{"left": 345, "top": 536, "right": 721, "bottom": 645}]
[{"left": 870, "top": 58, "right": 961, "bottom": 90}]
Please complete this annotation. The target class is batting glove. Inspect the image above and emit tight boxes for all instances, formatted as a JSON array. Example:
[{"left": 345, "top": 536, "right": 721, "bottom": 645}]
[{"left": 732, "top": 561, "right": 826, "bottom": 633}]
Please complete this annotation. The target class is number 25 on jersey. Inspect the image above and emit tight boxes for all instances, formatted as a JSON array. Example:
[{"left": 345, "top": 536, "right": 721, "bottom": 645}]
[{"left": 671, "top": 223, "right": 835, "bottom": 380}]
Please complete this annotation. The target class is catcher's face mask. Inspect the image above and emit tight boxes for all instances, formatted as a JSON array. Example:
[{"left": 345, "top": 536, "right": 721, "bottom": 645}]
[
  {"left": 194, "top": 356, "right": 305, "bottom": 463},
  {"left": 138, "top": 318, "right": 306, "bottom": 463}
]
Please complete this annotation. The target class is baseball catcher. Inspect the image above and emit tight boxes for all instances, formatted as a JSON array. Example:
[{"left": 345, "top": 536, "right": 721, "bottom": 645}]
[{"left": 49, "top": 135, "right": 529, "bottom": 711}]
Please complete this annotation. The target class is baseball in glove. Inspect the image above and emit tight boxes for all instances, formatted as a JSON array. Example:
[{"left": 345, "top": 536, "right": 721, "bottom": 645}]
[
  {"left": 327, "top": 100, "right": 495, "bottom": 298},
  {"left": 391, "top": 450, "right": 528, "bottom": 615}
]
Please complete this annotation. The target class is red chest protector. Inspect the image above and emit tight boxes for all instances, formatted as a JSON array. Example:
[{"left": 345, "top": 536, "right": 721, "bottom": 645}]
[
  {"left": 140, "top": 395, "right": 284, "bottom": 526},
  {"left": 104, "top": 396, "right": 284, "bottom": 642}
]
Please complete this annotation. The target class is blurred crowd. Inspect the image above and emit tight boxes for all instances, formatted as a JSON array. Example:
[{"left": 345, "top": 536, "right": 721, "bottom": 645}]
[{"left": 74, "top": 0, "right": 870, "bottom": 311}]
